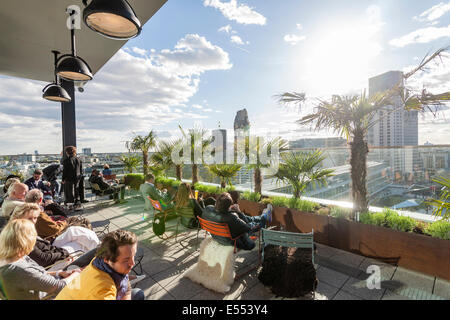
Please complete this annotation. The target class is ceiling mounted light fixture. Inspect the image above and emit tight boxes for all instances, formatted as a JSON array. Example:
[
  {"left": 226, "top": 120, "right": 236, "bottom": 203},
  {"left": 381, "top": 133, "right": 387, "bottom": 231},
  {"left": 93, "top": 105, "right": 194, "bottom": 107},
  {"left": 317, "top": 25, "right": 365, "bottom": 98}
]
[
  {"left": 56, "top": 9, "right": 93, "bottom": 82},
  {"left": 82, "top": 0, "right": 142, "bottom": 40},
  {"left": 43, "top": 51, "right": 72, "bottom": 103}
]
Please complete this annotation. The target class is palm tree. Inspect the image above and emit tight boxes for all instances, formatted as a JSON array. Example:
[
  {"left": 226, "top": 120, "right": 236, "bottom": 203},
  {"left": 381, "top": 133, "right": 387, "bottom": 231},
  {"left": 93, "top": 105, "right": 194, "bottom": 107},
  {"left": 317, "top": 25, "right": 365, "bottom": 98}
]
[
  {"left": 246, "top": 136, "right": 289, "bottom": 194},
  {"left": 120, "top": 154, "right": 141, "bottom": 173},
  {"left": 277, "top": 47, "right": 450, "bottom": 214},
  {"left": 270, "top": 150, "right": 334, "bottom": 198},
  {"left": 427, "top": 176, "right": 450, "bottom": 221},
  {"left": 206, "top": 164, "right": 243, "bottom": 189},
  {"left": 151, "top": 138, "right": 184, "bottom": 180},
  {"left": 126, "top": 130, "right": 157, "bottom": 177},
  {"left": 179, "top": 125, "right": 213, "bottom": 185}
]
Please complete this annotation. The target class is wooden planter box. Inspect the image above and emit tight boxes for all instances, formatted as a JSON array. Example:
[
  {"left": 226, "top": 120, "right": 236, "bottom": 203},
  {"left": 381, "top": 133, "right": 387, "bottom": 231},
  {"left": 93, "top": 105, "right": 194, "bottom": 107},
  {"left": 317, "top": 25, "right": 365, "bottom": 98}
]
[{"left": 242, "top": 201, "right": 450, "bottom": 281}]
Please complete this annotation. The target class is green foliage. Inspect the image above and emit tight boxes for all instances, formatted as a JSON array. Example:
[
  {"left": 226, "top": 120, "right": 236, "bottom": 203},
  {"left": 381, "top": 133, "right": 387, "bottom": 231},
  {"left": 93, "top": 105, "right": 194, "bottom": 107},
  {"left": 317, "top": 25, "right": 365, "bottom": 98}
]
[
  {"left": 385, "top": 211, "right": 417, "bottom": 232},
  {"left": 120, "top": 154, "right": 141, "bottom": 173},
  {"left": 330, "top": 206, "right": 353, "bottom": 220},
  {"left": 426, "top": 176, "right": 450, "bottom": 221},
  {"left": 270, "top": 196, "right": 289, "bottom": 207},
  {"left": 225, "top": 185, "right": 236, "bottom": 192},
  {"left": 269, "top": 150, "right": 334, "bottom": 198},
  {"left": 206, "top": 164, "right": 242, "bottom": 188},
  {"left": 241, "top": 191, "right": 261, "bottom": 202},
  {"left": 124, "top": 174, "right": 144, "bottom": 190},
  {"left": 424, "top": 220, "right": 450, "bottom": 240},
  {"left": 288, "top": 197, "right": 319, "bottom": 212},
  {"left": 360, "top": 208, "right": 417, "bottom": 232}
]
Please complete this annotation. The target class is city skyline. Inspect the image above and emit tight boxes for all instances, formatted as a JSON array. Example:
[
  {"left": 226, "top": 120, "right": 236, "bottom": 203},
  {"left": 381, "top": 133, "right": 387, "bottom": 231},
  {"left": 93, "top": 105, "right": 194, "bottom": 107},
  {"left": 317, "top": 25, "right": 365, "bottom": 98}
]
[{"left": 0, "top": 0, "right": 449, "bottom": 154}]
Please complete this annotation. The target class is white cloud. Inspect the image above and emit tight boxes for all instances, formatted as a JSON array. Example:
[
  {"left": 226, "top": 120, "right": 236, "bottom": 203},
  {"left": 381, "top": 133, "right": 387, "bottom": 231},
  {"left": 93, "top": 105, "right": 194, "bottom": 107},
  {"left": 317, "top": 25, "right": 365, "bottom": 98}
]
[
  {"left": 192, "top": 104, "right": 203, "bottom": 109},
  {"left": 230, "top": 35, "right": 245, "bottom": 45},
  {"left": 390, "top": 25, "right": 450, "bottom": 47},
  {"left": 218, "top": 25, "right": 232, "bottom": 33},
  {"left": 414, "top": 2, "right": 450, "bottom": 22},
  {"left": 203, "top": 0, "right": 266, "bottom": 25},
  {"left": 0, "top": 34, "right": 231, "bottom": 154},
  {"left": 283, "top": 34, "right": 306, "bottom": 45},
  {"left": 131, "top": 47, "right": 147, "bottom": 57},
  {"left": 296, "top": 23, "right": 303, "bottom": 31}
]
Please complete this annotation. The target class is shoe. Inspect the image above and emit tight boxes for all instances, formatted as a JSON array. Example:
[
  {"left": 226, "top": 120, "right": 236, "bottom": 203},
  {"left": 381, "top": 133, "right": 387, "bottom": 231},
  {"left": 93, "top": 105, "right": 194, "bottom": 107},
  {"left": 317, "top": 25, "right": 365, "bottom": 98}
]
[
  {"left": 130, "top": 274, "right": 146, "bottom": 286},
  {"left": 81, "top": 200, "right": 89, "bottom": 203},
  {"left": 73, "top": 204, "right": 83, "bottom": 211},
  {"left": 263, "top": 204, "right": 273, "bottom": 225}
]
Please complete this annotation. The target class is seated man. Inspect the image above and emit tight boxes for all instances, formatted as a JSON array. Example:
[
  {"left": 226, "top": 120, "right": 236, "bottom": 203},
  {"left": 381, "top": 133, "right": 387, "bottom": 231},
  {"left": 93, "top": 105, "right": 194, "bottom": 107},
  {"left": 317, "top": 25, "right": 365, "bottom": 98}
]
[
  {"left": 42, "top": 163, "right": 63, "bottom": 197},
  {"left": 201, "top": 193, "right": 272, "bottom": 251},
  {"left": 25, "top": 169, "right": 51, "bottom": 195},
  {"left": 139, "top": 173, "right": 172, "bottom": 210},
  {"left": 55, "top": 229, "right": 145, "bottom": 300},
  {"left": 88, "top": 169, "right": 122, "bottom": 200},
  {"left": 102, "top": 164, "right": 112, "bottom": 176},
  {"left": 25, "top": 189, "right": 98, "bottom": 254},
  {"left": 228, "top": 190, "right": 271, "bottom": 234},
  {"left": 1, "top": 182, "right": 28, "bottom": 218}
]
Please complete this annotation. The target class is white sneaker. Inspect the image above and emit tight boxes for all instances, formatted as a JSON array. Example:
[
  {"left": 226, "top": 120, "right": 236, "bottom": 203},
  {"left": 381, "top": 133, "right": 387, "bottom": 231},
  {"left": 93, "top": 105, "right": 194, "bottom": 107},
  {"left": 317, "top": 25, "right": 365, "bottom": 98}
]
[{"left": 130, "top": 274, "right": 146, "bottom": 286}]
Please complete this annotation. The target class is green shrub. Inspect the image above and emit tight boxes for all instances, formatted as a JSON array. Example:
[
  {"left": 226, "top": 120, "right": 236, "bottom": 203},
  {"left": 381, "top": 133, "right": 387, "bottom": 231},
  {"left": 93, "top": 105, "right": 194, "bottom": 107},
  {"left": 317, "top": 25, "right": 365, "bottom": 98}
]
[
  {"left": 194, "top": 183, "right": 208, "bottom": 192},
  {"left": 124, "top": 173, "right": 144, "bottom": 190},
  {"left": 270, "top": 196, "right": 289, "bottom": 207},
  {"left": 225, "top": 185, "right": 236, "bottom": 192},
  {"left": 330, "top": 206, "right": 352, "bottom": 220},
  {"left": 360, "top": 211, "right": 386, "bottom": 227},
  {"left": 385, "top": 212, "right": 416, "bottom": 232},
  {"left": 425, "top": 220, "right": 450, "bottom": 240},
  {"left": 241, "top": 191, "right": 261, "bottom": 202},
  {"left": 287, "top": 197, "right": 319, "bottom": 212},
  {"left": 170, "top": 180, "right": 181, "bottom": 188},
  {"left": 260, "top": 198, "right": 272, "bottom": 205}
]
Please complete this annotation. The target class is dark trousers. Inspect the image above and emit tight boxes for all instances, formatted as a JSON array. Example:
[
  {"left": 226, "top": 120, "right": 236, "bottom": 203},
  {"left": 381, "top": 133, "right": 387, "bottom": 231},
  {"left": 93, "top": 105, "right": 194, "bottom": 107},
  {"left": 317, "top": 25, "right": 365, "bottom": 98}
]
[
  {"left": 64, "top": 180, "right": 80, "bottom": 204},
  {"left": 78, "top": 176, "right": 85, "bottom": 201}
]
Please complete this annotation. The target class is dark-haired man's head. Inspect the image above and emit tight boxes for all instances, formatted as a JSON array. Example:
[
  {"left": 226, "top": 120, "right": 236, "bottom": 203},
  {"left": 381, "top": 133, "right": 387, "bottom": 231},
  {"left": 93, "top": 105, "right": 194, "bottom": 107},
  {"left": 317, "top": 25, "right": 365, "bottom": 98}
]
[
  {"left": 229, "top": 191, "right": 240, "bottom": 204},
  {"left": 65, "top": 146, "right": 77, "bottom": 157},
  {"left": 145, "top": 173, "right": 155, "bottom": 184},
  {"left": 215, "top": 193, "right": 233, "bottom": 214},
  {"left": 91, "top": 169, "right": 100, "bottom": 176},
  {"left": 96, "top": 229, "right": 138, "bottom": 275}
]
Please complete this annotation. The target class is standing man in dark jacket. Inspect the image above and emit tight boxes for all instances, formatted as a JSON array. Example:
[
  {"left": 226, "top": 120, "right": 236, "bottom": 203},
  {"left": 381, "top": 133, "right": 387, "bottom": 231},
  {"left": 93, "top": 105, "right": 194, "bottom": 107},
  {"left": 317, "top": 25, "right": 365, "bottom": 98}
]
[{"left": 62, "top": 146, "right": 82, "bottom": 209}]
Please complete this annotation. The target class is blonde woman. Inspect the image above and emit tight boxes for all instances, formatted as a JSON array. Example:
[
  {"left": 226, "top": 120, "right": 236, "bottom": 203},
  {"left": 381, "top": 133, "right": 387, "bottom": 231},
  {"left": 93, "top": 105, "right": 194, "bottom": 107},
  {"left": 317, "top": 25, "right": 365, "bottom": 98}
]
[
  {"left": 174, "top": 182, "right": 203, "bottom": 229},
  {"left": 10, "top": 203, "right": 71, "bottom": 268},
  {"left": 0, "top": 219, "right": 80, "bottom": 299}
]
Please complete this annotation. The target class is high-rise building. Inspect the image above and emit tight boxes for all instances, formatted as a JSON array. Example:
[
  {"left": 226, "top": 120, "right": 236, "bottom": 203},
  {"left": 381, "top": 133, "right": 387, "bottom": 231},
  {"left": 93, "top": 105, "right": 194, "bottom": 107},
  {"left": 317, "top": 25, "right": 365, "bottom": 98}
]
[
  {"left": 211, "top": 129, "right": 227, "bottom": 164},
  {"left": 233, "top": 108, "right": 250, "bottom": 164},
  {"left": 368, "top": 71, "right": 418, "bottom": 147},
  {"left": 82, "top": 148, "right": 92, "bottom": 156}
]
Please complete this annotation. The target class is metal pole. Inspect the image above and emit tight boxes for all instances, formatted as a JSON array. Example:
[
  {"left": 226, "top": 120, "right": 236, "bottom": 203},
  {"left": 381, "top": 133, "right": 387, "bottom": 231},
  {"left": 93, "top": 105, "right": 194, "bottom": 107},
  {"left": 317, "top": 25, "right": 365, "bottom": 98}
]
[{"left": 61, "top": 79, "right": 76, "bottom": 151}]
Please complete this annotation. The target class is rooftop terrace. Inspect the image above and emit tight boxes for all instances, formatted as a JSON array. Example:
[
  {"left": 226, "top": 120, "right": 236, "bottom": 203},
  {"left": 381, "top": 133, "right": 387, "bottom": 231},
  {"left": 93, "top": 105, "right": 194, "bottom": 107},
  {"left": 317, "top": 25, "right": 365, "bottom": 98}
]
[{"left": 81, "top": 193, "right": 450, "bottom": 301}]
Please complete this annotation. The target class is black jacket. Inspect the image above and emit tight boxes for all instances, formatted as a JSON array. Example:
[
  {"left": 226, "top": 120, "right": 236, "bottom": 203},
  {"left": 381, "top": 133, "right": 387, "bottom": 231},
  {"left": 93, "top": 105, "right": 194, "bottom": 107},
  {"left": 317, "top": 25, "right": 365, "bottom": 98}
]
[
  {"left": 28, "top": 237, "right": 70, "bottom": 268},
  {"left": 43, "top": 164, "right": 62, "bottom": 182},
  {"left": 201, "top": 205, "right": 251, "bottom": 246},
  {"left": 62, "top": 156, "right": 82, "bottom": 182}
]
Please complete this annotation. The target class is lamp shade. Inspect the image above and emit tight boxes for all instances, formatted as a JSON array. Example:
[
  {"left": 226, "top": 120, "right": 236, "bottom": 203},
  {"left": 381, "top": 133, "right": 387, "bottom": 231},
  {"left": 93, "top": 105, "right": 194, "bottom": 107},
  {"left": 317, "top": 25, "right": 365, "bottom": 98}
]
[
  {"left": 42, "top": 83, "right": 71, "bottom": 102},
  {"left": 83, "top": 0, "right": 142, "bottom": 40},
  {"left": 56, "top": 55, "right": 93, "bottom": 81}
]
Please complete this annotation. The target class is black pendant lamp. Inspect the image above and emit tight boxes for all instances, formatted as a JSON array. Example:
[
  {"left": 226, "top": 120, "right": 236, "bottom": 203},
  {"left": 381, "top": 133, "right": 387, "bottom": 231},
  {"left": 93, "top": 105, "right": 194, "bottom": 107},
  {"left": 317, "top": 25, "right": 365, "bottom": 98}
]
[
  {"left": 43, "top": 51, "right": 72, "bottom": 103},
  {"left": 82, "top": 0, "right": 142, "bottom": 40},
  {"left": 56, "top": 10, "right": 93, "bottom": 82}
]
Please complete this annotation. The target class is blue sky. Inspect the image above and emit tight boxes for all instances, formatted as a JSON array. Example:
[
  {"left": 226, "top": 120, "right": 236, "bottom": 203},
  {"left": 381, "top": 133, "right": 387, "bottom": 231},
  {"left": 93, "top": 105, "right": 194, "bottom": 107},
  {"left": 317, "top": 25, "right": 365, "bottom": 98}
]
[{"left": 0, "top": 0, "right": 450, "bottom": 154}]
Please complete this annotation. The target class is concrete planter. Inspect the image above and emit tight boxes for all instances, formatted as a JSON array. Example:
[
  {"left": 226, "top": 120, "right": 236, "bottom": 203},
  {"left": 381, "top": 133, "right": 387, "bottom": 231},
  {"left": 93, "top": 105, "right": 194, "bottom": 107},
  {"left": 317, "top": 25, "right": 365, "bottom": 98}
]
[{"left": 239, "top": 200, "right": 450, "bottom": 281}]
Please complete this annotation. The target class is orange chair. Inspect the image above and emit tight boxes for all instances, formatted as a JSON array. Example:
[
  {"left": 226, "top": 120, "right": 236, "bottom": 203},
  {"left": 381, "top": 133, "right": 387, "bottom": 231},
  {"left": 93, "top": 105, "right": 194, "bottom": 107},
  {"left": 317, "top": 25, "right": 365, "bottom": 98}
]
[
  {"left": 148, "top": 196, "right": 178, "bottom": 240},
  {"left": 196, "top": 216, "right": 261, "bottom": 279}
]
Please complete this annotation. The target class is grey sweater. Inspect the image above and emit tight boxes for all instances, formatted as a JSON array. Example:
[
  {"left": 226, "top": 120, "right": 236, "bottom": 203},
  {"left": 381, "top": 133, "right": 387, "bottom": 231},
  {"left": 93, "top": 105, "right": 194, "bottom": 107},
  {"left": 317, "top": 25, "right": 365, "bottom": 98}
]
[{"left": 0, "top": 255, "right": 66, "bottom": 300}]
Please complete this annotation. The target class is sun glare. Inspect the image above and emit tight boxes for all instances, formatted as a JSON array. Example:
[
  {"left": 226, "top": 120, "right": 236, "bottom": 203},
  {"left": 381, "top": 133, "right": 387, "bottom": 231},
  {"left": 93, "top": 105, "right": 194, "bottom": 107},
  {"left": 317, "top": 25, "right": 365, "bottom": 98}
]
[{"left": 300, "top": 7, "right": 384, "bottom": 97}]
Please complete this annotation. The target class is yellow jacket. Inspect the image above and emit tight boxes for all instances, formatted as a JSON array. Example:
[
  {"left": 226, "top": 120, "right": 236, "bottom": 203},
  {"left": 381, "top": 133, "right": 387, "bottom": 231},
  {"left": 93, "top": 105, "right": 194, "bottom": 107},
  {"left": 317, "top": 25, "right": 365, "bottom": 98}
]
[{"left": 55, "top": 261, "right": 117, "bottom": 300}]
